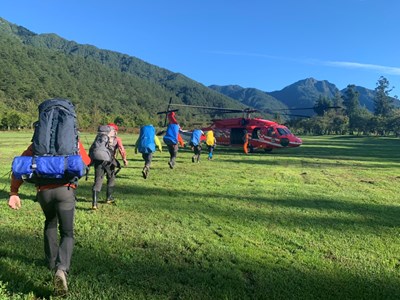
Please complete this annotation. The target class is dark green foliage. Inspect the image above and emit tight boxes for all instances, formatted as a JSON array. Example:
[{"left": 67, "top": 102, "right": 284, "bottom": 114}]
[
  {"left": 374, "top": 76, "right": 394, "bottom": 116},
  {"left": 0, "top": 17, "right": 240, "bottom": 130}
]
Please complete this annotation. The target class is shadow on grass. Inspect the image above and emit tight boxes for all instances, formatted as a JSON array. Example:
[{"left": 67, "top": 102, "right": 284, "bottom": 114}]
[
  {"left": 115, "top": 183, "right": 400, "bottom": 230},
  {"left": 0, "top": 225, "right": 399, "bottom": 299}
]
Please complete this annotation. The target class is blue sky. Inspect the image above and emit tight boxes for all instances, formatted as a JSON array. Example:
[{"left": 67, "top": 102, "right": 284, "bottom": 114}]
[{"left": 1, "top": 0, "right": 399, "bottom": 96}]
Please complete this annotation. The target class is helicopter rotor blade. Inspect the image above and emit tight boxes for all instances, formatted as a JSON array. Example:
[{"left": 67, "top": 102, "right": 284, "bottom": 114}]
[{"left": 270, "top": 106, "right": 342, "bottom": 111}]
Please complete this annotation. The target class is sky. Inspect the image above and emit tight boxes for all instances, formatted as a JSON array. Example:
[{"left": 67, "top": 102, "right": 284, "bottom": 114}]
[{"left": 1, "top": 0, "right": 399, "bottom": 96}]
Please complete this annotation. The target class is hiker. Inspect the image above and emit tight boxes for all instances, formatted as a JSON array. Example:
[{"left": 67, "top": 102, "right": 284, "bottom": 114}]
[
  {"left": 8, "top": 98, "right": 91, "bottom": 297},
  {"left": 135, "top": 124, "right": 162, "bottom": 179},
  {"left": 190, "top": 129, "right": 204, "bottom": 163},
  {"left": 163, "top": 112, "right": 184, "bottom": 169},
  {"left": 243, "top": 129, "right": 249, "bottom": 154},
  {"left": 205, "top": 130, "right": 217, "bottom": 160},
  {"left": 89, "top": 123, "right": 128, "bottom": 209}
]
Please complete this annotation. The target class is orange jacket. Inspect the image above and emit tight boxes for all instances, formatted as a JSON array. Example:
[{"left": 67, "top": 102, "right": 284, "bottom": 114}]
[{"left": 10, "top": 141, "right": 91, "bottom": 194}]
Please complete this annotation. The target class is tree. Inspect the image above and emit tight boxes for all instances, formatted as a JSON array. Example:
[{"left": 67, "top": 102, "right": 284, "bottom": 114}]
[
  {"left": 342, "top": 85, "right": 361, "bottom": 134},
  {"left": 314, "top": 96, "right": 333, "bottom": 116},
  {"left": 374, "top": 76, "right": 394, "bottom": 116}
]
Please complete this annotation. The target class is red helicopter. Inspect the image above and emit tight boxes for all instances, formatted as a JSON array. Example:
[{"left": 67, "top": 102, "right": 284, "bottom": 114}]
[{"left": 158, "top": 101, "right": 303, "bottom": 153}]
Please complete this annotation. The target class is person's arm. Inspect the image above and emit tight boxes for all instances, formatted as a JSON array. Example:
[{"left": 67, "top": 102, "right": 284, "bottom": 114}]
[
  {"left": 78, "top": 140, "right": 91, "bottom": 166},
  {"left": 134, "top": 138, "right": 139, "bottom": 154},
  {"left": 116, "top": 137, "right": 128, "bottom": 166},
  {"left": 177, "top": 133, "right": 184, "bottom": 147},
  {"left": 8, "top": 144, "right": 34, "bottom": 210},
  {"left": 154, "top": 136, "right": 162, "bottom": 152}
]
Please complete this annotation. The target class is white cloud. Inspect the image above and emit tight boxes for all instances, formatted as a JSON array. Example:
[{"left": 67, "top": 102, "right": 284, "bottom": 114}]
[{"left": 324, "top": 61, "right": 400, "bottom": 75}]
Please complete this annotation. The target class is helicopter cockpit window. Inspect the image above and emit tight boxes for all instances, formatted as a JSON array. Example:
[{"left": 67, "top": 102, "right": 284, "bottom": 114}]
[
  {"left": 277, "top": 128, "right": 291, "bottom": 136},
  {"left": 252, "top": 128, "right": 261, "bottom": 139},
  {"left": 277, "top": 128, "right": 292, "bottom": 135}
]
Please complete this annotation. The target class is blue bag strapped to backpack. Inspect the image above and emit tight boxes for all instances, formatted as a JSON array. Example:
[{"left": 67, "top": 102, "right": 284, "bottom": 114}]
[
  {"left": 163, "top": 123, "right": 180, "bottom": 146},
  {"left": 12, "top": 155, "right": 85, "bottom": 181},
  {"left": 138, "top": 125, "right": 156, "bottom": 154}
]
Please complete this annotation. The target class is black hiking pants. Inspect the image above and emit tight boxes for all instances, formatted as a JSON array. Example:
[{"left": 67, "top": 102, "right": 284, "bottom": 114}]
[
  {"left": 37, "top": 185, "right": 76, "bottom": 272},
  {"left": 192, "top": 145, "right": 202, "bottom": 162},
  {"left": 92, "top": 160, "right": 117, "bottom": 192},
  {"left": 167, "top": 144, "right": 178, "bottom": 167},
  {"left": 142, "top": 153, "right": 153, "bottom": 169}
]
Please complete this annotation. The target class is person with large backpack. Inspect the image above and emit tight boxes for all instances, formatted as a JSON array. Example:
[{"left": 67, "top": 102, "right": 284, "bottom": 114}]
[
  {"left": 89, "top": 123, "right": 127, "bottom": 209},
  {"left": 163, "top": 114, "right": 184, "bottom": 169},
  {"left": 189, "top": 129, "right": 205, "bottom": 163},
  {"left": 8, "top": 98, "right": 91, "bottom": 297},
  {"left": 135, "top": 124, "right": 162, "bottom": 179}
]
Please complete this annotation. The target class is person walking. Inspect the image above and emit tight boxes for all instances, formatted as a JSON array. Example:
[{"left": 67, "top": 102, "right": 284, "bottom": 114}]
[
  {"left": 90, "top": 123, "right": 128, "bottom": 209},
  {"left": 205, "top": 130, "right": 217, "bottom": 160},
  {"left": 135, "top": 124, "right": 162, "bottom": 179},
  {"left": 8, "top": 98, "right": 91, "bottom": 297},
  {"left": 190, "top": 129, "right": 204, "bottom": 163},
  {"left": 163, "top": 112, "right": 184, "bottom": 169}
]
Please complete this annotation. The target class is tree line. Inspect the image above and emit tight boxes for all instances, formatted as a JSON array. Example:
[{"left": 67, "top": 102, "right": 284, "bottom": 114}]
[{"left": 287, "top": 77, "right": 400, "bottom": 136}]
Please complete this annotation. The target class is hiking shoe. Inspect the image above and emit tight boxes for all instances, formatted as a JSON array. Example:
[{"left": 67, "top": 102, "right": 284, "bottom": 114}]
[
  {"left": 142, "top": 168, "right": 148, "bottom": 179},
  {"left": 54, "top": 269, "right": 68, "bottom": 297}
]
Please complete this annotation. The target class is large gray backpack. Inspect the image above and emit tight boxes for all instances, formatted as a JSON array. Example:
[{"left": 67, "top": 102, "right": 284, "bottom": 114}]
[{"left": 89, "top": 125, "right": 117, "bottom": 162}]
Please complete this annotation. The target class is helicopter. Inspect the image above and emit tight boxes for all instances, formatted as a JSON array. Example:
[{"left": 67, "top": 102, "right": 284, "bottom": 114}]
[{"left": 157, "top": 100, "right": 303, "bottom": 153}]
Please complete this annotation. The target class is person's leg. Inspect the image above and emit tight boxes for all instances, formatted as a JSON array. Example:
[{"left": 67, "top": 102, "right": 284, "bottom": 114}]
[
  {"left": 208, "top": 146, "right": 214, "bottom": 160},
  {"left": 196, "top": 145, "right": 202, "bottom": 162},
  {"left": 170, "top": 144, "right": 178, "bottom": 167},
  {"left": 105, "top": 162, "right": 116, "bottom": 203},
  {"left": 92, "top": 161, "right": 105, "bottom": 208},
  {"left": 167, "top": 145, "right": 176, "bottom": 168},
  {"left": 142, "top": 153, "right": 152, "bottom": 178},
  {"left": 54, "top": 186, "right": 76, "bottom": 273},
  {"left": 37, "top": 190, "right": 58, "bottom": 271}
]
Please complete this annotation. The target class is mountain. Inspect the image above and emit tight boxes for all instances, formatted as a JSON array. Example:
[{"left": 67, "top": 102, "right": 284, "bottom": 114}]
[
  {"left": 268, "top": 78, "right": 339, "bottom": 109},
  {"left": 1, "top": 17, "right": 398, "bottom": 129},
  {"left": 0, "top": 17, "right": 245, "bottom": 128},
  {"left": 209, "top": 85, "right": 288, "bottom": 112},
  {"left": 212, "top": 78, "right": 400, "bottom": 116}
]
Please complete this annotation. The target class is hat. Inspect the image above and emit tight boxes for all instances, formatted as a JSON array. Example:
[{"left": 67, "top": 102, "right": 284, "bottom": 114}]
[{"left": 108, "top": 123, "right": 119, "bottom": 131}]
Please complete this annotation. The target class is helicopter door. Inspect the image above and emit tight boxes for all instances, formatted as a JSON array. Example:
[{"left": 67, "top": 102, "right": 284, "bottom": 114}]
[
  {"left": 252, "top": 127, "right": 261, "bottom": 139},
  {"left": 230, "top": 128, "right": 247, "bottom": 145}
]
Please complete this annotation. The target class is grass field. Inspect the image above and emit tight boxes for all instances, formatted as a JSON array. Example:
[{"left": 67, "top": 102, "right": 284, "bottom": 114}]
[{"left": 1, "top": 132, "right": 399, "bottom": 299}]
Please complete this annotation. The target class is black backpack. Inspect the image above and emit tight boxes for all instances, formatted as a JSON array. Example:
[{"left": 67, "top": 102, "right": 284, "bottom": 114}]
[
  {"left": 89, "top": 125, "right": 117, "bottom": 162},
  {"left": 33, "top": 98, "right": 79, "bottom": 155},
  {"left": 12, "top": 98, "right": 85, "bottom": 183}
]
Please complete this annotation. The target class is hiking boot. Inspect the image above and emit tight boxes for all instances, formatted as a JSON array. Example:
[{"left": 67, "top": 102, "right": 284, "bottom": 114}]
[
  {"left": 142, "top": 167, "right": 149, "bottom": 179},
  {"left": 54, "top": 269, "right": 68, "bottom": 297},
  {"left": 106, "top": 187, "right": 114, "bottom": 204},
  {"left": 92, "top": 191, "right": 98, "bottom": 209}
]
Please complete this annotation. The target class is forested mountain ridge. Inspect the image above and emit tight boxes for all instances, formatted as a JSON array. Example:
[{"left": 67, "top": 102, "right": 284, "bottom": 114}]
[
  {"left": 1, "top": 17, "right": 398, "bottom": 133},
  {"left": 0, "top": 17, "right": 245, "bottom": 129},
  {"left": 211, "top": 78, "right": 400, "bottom": 117},
  {"left": 208, "top": 85, "right": 288, "bottom": 113}
]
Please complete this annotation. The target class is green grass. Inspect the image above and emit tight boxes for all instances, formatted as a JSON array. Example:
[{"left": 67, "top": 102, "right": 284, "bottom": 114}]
[{"left": 1, "top": 133, "right": 400, "bottom": 299}]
